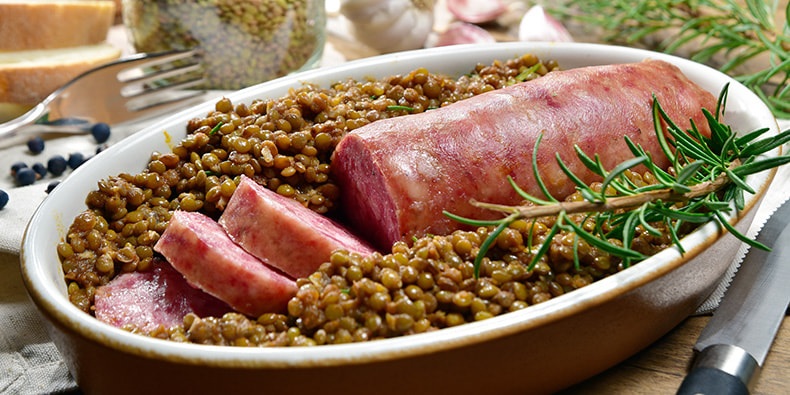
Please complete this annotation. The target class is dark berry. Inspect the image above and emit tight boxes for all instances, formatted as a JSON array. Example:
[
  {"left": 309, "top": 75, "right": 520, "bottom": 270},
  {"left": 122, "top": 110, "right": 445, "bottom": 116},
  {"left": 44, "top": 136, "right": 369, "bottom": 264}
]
[
  {"left": 10, "top": 161, "right": 27, "bottom": 176},
  {"left": 32, "top": 162, "right": 47, "bottom": 178},
  {"left": 67, "top": 152, "right": 85, "bottom": 169},
  {"left": 47, "top": 155, "right": 68, "bottom": 176},
  {"left": 91, "top": 122, "right": 111, "bottom": 143},
  {"left": 0, "top": 189, "right": 8, "bottom": 210},
  {"left": 46, "top": 181, "right": 60, "bottom": 194},
  {"left": 27, "top": 136, "right": 45, "bottom": 154},
  {"left": 15, "top": 168, "right": 37, "bottom": 186}
]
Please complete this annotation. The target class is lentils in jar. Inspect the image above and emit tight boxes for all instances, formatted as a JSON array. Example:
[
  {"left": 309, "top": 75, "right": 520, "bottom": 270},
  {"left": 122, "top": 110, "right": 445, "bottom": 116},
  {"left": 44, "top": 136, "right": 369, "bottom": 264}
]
[
  {"left": 122, "top": 0, "right": 326, "bottom": 89},
  {"left": 57, "top": 53, "right": 683, "bottom": 346}
]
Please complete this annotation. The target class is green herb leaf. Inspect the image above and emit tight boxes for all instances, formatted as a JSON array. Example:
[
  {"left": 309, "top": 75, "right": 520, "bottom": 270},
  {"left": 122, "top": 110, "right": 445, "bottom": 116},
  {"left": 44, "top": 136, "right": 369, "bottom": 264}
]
[
  {"left": 515, "top": 64, "right": 543, "bottom": 82},
  {"left": 209, "top": 122, "right": 223, "bottom": 135},
  {"left": 385, "top": 105, "right": 416, "bottom": 112}
]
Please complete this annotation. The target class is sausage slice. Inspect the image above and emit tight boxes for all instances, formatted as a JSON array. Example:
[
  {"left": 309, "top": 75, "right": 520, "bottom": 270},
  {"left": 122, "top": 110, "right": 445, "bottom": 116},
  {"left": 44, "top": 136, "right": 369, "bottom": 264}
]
[
  {"left": 219, "top": 176, "right": 376, "bottom": 278},
  {"left": 154, "top": 210, "right": 297, "bottom": 316}
]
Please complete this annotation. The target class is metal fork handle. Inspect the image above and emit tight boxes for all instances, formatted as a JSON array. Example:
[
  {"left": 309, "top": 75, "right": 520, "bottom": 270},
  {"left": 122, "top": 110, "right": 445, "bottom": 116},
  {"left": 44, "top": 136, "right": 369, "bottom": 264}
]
[
  {"left": 0, "top": 101, "right": 93, "bottom": 141},
  {"left": 0, "top": 49, "right": 203, "bottom": 141},
  {"left": 0, "top": 102, "right": 48, "bottom": 140}
]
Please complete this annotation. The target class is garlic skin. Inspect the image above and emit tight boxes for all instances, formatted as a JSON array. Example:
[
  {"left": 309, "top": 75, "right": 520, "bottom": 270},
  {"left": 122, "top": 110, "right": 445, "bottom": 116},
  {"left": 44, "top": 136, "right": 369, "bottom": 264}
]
[
  {"left": 518, "top": 5, "right": 573, "bottom": 43},
  {"left": 446, "top": 0, "right": 506, "bottom": 24},
  {"left": 340, "top": 0, "right": 435, "bottom": 53},
  {"left": 435, "top": 21, "right": 496, "bottom": 47}
]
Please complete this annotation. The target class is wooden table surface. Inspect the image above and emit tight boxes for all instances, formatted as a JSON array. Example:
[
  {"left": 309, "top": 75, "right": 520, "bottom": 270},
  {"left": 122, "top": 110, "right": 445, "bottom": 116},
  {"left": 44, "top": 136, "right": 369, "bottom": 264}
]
[{"left": 560, "top": 315, "right": 790, "bottom": 394}]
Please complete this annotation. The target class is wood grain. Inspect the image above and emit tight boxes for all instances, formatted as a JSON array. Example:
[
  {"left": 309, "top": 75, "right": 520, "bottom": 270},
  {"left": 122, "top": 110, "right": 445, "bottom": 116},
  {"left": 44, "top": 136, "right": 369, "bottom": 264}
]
[{"left": 560, "top": 315, "right": 790, "bottom": 394}]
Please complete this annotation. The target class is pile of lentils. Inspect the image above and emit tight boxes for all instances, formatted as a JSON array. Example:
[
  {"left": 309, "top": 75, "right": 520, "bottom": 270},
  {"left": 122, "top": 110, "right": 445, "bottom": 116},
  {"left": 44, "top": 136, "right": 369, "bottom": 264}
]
[
  {"left": 60, "top": 53, "right": 560, "bottom": 312},
  {"left": 146, "top": 182, "right": 678, "bottom": 347},
  {"left": 58, "top": 53, "right": 680, "bottom": 346}
]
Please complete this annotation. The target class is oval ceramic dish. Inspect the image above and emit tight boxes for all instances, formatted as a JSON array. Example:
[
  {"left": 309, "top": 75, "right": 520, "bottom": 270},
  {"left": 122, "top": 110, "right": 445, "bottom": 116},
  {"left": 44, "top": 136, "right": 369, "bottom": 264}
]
[{"left": 21, "top": 42, "right": 780, "bottom": 394}]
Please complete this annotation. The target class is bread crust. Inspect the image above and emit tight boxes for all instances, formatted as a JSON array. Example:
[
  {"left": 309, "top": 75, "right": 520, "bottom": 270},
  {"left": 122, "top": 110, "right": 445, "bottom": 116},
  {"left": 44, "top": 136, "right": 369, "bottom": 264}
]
[
  {"left": 0, "top": 44, "right": 121, "bottom": 105},
  {"left": 0, "top": 1, "right": 115, "bottom": 51}
]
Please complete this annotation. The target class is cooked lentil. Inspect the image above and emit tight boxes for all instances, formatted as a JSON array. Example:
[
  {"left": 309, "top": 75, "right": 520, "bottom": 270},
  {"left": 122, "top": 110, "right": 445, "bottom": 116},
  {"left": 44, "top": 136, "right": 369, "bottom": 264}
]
[{"left": 58, "top": 53, "right": 686, "bottom": 347}]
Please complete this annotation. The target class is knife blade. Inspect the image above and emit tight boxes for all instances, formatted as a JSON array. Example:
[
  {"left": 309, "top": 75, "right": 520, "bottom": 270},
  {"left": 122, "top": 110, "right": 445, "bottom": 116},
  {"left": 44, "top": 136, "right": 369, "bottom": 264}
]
[{"left": 676, "top": 197, "right": 790, "bottom": 395}]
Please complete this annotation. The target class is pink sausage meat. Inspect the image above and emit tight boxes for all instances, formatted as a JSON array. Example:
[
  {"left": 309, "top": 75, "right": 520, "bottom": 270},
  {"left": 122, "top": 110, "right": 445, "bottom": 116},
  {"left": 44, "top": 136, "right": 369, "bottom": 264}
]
[
  {"left": 154, "top": 210, "right": 297, "bottom": 316},
  {"left": 332, "top": 60, "right": 717, "bottom": 250},
  {"left": 94, "top": 258, "right": 232, "bottom": 332},
  {"left": 219, "top": 176, "right": 376, "bottom": 278}
]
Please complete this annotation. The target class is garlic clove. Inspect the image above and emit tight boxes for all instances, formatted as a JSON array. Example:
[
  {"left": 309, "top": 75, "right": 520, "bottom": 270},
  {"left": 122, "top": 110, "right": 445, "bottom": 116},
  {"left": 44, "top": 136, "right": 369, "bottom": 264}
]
[
  {"left": 435, "top": 21, "right": 496, "bottom": 47},
  {"left": 341, "top": 0, "right": 435, "bottom": 53},
  {"left": 518, "top": 5, "right": 574, "bottom": 42},
  {"left": 446, "top": 0, "right": 507, "bottom": 24}
]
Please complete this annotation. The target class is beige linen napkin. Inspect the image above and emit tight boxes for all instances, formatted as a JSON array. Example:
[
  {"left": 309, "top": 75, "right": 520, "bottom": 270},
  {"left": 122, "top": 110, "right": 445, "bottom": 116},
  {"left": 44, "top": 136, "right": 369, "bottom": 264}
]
[
  {"left": 0, "top": 251, "right": 75, "bottom": 394},
  {"left": 0, "top": 184, "right": 46, "bottom": 254}
]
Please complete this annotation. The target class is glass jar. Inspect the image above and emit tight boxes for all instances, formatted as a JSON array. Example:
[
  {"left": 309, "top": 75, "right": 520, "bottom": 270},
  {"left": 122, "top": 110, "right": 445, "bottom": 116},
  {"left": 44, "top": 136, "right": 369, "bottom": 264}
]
[{"left": 122, "top": 0, "right": 326, "bottom": 90}]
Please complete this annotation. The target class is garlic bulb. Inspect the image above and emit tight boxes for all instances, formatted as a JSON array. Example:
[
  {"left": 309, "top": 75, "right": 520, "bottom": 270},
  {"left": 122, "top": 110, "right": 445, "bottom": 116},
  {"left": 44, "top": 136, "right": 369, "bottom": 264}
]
[{"left": 340, "top": 0, "right": 435, "bottom": 53}]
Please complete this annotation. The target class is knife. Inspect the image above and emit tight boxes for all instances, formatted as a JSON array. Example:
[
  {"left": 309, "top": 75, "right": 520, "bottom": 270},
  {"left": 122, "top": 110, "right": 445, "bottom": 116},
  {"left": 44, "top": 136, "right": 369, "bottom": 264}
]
[{"left": 676, "top": 197, "right": 790, "bottom": 395}]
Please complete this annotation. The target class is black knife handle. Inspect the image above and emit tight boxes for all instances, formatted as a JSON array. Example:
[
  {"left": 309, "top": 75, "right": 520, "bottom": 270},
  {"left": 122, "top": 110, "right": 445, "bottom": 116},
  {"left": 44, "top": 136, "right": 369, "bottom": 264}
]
[
  {"left": 676, "top": 344, "right": 759, "bottom": 395},
  {"left": 677, "top": 367, "right": 749, "bottom": 395}
]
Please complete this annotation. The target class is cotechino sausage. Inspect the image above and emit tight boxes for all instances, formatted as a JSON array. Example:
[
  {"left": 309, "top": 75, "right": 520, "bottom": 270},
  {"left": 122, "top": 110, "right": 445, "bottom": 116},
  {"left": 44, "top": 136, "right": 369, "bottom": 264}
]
[{"left": 332, "top": 60, "right": 717, "bottom": 250}]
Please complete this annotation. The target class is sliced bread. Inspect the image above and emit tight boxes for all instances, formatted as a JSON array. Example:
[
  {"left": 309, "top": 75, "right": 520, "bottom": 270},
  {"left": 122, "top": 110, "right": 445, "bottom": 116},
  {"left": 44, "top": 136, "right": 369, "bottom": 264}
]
[
  {"left": 0, "top": 43, "right": 121, "bottom": 105},
  {"left": 0, "top": 1, "right": 116, "bottom": 51}
]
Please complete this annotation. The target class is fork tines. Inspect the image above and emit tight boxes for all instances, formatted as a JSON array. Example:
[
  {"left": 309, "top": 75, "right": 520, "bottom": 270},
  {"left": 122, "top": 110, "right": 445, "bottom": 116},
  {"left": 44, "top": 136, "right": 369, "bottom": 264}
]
[{"left": 119, "top": 49, "right": 208, "bottom": 114}]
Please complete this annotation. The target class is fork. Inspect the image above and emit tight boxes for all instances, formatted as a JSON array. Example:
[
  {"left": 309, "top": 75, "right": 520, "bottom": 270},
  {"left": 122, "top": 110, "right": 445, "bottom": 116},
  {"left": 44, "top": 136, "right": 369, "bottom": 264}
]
[{"left": 0, "top": 49, "right": 206, "bottom": 140}]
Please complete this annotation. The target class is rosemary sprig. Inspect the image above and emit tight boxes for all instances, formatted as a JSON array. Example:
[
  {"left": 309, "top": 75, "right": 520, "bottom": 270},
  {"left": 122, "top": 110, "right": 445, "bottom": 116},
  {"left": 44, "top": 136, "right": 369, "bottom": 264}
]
[
  {"left": 545, "top": 0, "right": 790, "bottom": 117},
  {"left": 446, "top": 85, "right": 790, "bottom": 278}
]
